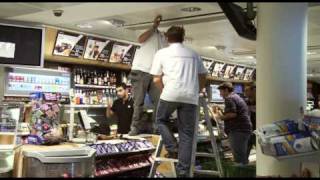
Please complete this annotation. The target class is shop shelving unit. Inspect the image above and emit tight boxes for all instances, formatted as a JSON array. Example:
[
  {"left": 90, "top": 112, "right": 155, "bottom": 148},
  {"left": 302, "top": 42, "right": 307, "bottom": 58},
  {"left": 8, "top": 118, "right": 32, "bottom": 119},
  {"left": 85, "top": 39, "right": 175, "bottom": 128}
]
[
  {"left": 274, "top": 150, "right": 320, "bottom": 160},
  {"left": 88, "top": 138, "right": 156, "bottom": 177}
]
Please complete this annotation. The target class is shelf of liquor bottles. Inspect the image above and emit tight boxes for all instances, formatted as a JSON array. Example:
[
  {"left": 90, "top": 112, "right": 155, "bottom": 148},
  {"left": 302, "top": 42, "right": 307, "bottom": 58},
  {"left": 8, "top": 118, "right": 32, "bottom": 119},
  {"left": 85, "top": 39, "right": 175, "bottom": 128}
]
[{"left": 72, "top": 67, "right": 131, "bottom": 106}]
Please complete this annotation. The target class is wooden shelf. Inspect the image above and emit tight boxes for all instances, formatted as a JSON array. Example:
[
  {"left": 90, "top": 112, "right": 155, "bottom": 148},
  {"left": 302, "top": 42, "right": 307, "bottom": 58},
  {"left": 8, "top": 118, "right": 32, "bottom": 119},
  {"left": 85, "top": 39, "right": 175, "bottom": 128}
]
[
  {"left": 74, "top": 84, "right": 116, "bottom": 89},
  {"left": 45, "top": 55, "right": 131, "bottom": 71},
  {"left": 44, "top": 27, "right": 131, "bottom": 71},
  {"left": 206, "top": 75, "right": 253, "bottom": 84},
  {"left": 95, "top": 163, "right": 151, "bottom": 177}
]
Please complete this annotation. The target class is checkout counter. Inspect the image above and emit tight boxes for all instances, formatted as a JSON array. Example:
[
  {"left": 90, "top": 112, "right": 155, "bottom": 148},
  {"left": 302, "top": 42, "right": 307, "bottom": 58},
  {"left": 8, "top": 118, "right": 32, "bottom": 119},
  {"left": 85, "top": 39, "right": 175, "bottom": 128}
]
[{"left": 0, "top": 101, "right": 158, "bottom": 178}]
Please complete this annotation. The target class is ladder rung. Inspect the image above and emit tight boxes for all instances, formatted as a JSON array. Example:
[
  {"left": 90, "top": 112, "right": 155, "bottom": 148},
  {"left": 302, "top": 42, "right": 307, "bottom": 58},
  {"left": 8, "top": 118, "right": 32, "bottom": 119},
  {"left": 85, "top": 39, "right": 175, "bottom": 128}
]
[
  {"left": 194, "top": 170, "right": 221, "bottom": 176},
  {"left": 154, "top": 157, "right": 179, "bottom": 163},
  {"left": 195, "top": 152, "right": 217, "bottom": 158}
]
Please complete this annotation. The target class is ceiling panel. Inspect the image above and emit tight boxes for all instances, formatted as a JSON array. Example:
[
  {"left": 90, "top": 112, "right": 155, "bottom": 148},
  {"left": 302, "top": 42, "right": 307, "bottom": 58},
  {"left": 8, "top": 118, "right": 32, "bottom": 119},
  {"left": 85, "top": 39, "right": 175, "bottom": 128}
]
[
  {"left": 26, "top": 3, "right": 82, "bottom": 10},
  {"left": 0, "top": 3, "right": 43, "bottom": 18},
  {"left": 106, "top": 3, "right": 221, "bottom": 27},
  {"left": 0, "top": 2, "right": 319, "bottom": 67}
]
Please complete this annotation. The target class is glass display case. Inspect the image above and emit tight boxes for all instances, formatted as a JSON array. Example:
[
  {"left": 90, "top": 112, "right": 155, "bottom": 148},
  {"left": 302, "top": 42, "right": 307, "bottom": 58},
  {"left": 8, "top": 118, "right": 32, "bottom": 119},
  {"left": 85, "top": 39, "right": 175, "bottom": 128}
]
[{"left": 0, "top": 103, "right": 24, "bottom": 177}]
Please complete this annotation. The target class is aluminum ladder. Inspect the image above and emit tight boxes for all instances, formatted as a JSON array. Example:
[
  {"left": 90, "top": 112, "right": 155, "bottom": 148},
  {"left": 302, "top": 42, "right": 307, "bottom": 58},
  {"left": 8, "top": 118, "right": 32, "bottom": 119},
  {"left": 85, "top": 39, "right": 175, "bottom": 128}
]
[{"left": 148, "top": 96, "right": 224, "bottom": 178}]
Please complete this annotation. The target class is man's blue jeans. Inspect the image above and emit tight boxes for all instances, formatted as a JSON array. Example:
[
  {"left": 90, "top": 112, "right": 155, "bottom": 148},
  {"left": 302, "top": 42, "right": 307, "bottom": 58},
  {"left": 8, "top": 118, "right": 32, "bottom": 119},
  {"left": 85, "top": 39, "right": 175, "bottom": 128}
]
[
  {"left": 156, "top": 99, "right": 197, "bottom": 177},
  {"left": 228, "top": 130, "right": 251, "bottom": 165}
]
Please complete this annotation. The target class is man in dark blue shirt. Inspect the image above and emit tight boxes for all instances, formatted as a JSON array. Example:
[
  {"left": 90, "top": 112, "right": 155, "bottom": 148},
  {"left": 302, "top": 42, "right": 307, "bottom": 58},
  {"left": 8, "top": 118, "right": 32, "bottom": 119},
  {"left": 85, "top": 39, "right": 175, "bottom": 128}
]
[{"left": 214, "top": 82, "right": 252, "bottom": 165}]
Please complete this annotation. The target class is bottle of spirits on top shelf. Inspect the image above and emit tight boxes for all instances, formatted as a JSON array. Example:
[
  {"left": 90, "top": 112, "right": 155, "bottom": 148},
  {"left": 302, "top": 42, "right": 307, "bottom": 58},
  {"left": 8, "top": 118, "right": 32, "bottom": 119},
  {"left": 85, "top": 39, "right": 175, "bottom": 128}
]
[
  {"left": 74, "top": 69, "right": 78, "bottom": 84},
  {"left": 93, "top": 71, "right": 98, "bottom": 85}
]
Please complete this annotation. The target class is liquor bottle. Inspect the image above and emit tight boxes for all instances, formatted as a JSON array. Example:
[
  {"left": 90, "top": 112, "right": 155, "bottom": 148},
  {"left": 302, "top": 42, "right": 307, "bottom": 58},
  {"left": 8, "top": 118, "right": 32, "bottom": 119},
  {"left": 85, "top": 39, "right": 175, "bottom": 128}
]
[
  {"left": 102, "top": 90, "right": 107, "bottom": 104},
  {"left": 75, "top": 90, "right": 80, "bottom": 105},
  {"left": 74, "top": 69, "right": 78, "bottom": 84},
  {"left": 79, "top": 90, "right": 83, "bottom": 104},
  {"left": 93, "top": 71, "right": 98, "bottom": 85},
  {"left": 98, "top": 72, "right": 103, "bottom": 86},
  {"left": 87, "top": 71, "right": 92, "bottom": 85},
  {"left": 83, "top": 69, "right": 87, "bottom": 84},
  {"left": 76, "top": 69, "right": 81, "bottom": 84},
  {"left": 106, "top": 89, "right": 111, "bottom": 104},
  {"left": 104, "top": 71, "right": 108, "bottom": 86},
  {"left": 106, "top": 71, "right": 110, "bottom": 86},
  {"left": 80, "top": 70, "right": 84, "bottom": 85}
]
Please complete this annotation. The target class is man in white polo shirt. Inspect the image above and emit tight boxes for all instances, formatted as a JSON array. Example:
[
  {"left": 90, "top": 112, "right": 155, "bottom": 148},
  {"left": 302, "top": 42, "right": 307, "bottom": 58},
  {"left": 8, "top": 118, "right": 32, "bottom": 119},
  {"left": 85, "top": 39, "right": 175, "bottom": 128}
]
[
  {"left": 128, "top": 15, "right": 168, "bottom": 136},
  {"left": 150, "top": 26, "right": 207, "bottom": 177}
]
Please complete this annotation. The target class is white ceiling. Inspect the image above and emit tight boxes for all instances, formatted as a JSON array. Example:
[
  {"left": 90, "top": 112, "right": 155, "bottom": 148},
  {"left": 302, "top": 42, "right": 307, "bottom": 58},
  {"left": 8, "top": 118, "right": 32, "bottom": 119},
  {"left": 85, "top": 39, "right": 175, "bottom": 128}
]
[{"left": 1, "top": 2, "right": 320, "bottom": 70}]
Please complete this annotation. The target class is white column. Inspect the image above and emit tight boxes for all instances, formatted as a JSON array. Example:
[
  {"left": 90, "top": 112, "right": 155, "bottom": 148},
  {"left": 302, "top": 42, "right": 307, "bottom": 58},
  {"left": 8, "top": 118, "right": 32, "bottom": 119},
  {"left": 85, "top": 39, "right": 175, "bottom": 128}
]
[{"left": 256, "top": 3, "right": 310, "bottom": 177}]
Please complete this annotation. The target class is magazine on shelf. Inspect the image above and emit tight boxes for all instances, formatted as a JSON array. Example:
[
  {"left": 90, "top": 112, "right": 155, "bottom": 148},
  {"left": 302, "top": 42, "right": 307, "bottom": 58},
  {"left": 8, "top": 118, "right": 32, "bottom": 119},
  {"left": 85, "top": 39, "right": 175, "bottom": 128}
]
[
  {"left": 53, "top": 31, "right": 86, "bottom": 58},
  {"left": 83, "top": 36, "right": 114, "bottom": 61}
]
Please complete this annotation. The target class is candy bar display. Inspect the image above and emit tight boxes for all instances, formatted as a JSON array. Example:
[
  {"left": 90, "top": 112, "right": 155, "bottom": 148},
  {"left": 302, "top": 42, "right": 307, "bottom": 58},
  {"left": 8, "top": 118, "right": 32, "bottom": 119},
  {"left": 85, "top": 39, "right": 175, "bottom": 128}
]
[
  {"left": 88, "top": 140, "right": 154, "bottom": 156},
  {"left": 95, "top": 154, "right": 151, "bottom": 177},
  {"left": 25, "top": 92, "right": 63, "bottom": 145}
]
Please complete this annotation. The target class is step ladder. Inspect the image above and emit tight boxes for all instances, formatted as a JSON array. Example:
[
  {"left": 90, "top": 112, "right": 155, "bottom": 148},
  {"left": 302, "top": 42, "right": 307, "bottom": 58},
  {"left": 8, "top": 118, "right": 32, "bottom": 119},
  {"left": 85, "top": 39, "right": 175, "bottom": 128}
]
[{"left": 148, "top": 96, "right": 224, "bottom": 178}]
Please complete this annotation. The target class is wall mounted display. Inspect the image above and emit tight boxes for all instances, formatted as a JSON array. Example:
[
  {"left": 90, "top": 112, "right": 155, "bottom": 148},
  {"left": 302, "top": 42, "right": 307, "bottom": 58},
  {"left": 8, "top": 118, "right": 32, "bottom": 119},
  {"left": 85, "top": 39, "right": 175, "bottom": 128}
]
[
  {"left": 234, "top": 84, "right": 244, "bottom": 94},
  {"left": 0, "top": 23, "right": 44, "bottom": 67},
  {"left": 109, "top": 42, "right": 137, "bottom": 64},
  {"left": 243, "top": 68, "right": 254, "bottom": 81},
  {"left": 83, "top": 36, "right": 114, "bottom": 61},
  {"left": 53, "top": 31, "right": 86, "bottom": 58},
  {"left": 223, "top": 64, "right": 236, "bottom": 79},
  {"left": 202, "top": 58, "right": 214, "bottom": 72},
  {"left": 211, "top": 62, "right": 226, "bottom": 78},
  {"left": 209, "top": 84, "right": 224, "bottom": 102},
  {"left": 234, "top": 66, "right": 246, "bottom": 80}
]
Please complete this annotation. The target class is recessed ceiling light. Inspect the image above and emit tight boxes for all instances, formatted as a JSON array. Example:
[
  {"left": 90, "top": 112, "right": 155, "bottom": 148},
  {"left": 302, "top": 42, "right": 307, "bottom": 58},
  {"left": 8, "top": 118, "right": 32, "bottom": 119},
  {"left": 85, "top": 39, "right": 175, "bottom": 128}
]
[
  {"left": 102, "top": 20, "right": 113, "bottom": 25},
  {"left": 104, "top": 19, "right": 125, "bottom": 27},
  {"left": 307, "top": 51, "right": 317, "bottom": 55},
  {"left": 181, "top": 7, "right": 202, "bottom": 12},
  {"left": 205, "top": 46, "right": 217, "bottom": 50},
  {"left": 76, "top": 23, "right": 93, "bottom": 29}
]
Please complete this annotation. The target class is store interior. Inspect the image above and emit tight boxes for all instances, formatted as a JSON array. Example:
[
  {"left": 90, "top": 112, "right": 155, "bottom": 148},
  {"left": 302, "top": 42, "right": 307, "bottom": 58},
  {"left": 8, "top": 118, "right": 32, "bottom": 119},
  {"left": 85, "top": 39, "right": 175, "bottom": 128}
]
[{"left": 0, "top": 2, "right": 320, "bottom": 178}]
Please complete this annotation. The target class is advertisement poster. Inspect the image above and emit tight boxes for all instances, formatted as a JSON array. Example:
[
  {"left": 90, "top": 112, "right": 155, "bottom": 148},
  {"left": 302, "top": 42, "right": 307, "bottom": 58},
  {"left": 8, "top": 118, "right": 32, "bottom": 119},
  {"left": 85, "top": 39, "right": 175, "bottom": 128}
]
[
  {"left": 202, "top": 58, "right": 214, "bottom": 72},
  {"left": 234, "top": 66, "right": 246, "bottom": 80},
  {"left": 211, "top": 62, "right": 225, "bottom": 78},
  {"left": 83, "top": 37, "right": 114, "bottom": 61},
  {"left": 109, "top": 42, "right": 137, "bottom": 64},
  {"left": 243, "top": 68, "right": 254, "bottom": 81},
  {"left": 53, "top": 31, "right": 86, "bottom": 58},
  {"left": 223, "top": 64, "right": 236, "bottom": 79}
]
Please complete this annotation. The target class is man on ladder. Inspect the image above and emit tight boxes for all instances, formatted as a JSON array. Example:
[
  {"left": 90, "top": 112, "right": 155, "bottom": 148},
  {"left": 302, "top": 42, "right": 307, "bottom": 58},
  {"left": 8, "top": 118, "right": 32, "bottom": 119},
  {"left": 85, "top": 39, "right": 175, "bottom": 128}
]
[{"left": 149, "top": 25, "right": 207, "bottom": 177}]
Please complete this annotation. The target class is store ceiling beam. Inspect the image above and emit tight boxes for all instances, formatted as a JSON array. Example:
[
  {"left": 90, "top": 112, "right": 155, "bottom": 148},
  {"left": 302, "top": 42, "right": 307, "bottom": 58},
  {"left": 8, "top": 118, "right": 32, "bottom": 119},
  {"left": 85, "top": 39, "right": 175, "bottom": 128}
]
[{"left": 123, "top": 12, "right": 227, "bottom": 30}]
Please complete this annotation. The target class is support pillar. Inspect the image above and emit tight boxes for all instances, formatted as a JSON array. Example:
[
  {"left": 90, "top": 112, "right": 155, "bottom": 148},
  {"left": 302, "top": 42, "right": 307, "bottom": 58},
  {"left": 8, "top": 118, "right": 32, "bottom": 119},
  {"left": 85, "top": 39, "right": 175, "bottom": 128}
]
[{"left": 256, "top": 3, "right": 310, "bottom": 177}]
